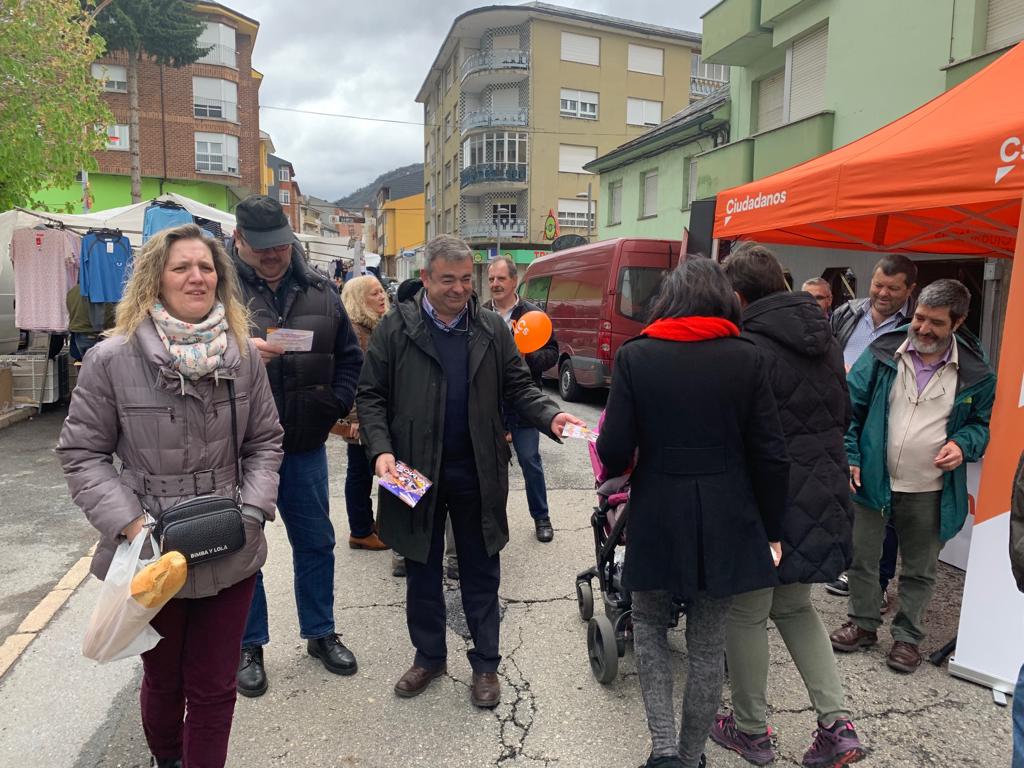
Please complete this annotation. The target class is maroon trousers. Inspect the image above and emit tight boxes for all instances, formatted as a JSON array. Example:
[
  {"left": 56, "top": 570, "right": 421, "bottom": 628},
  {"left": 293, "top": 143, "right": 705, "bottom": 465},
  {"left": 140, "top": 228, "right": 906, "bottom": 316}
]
[{"left": 141, "top": 574, "right": 256, "bottom": 767}]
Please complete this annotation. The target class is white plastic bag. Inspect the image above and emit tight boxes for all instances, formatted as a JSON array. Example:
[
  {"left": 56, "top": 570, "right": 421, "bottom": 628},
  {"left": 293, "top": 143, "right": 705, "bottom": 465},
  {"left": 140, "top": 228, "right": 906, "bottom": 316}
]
[{"left": 82, "top": 530, "right": 163, "bottom": 662}]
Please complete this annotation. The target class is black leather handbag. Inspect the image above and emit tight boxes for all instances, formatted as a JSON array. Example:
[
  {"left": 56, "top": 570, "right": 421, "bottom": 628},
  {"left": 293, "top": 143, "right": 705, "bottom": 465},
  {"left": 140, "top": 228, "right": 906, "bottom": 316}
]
[{"left": 155, "top": 380, "right": 246, "bottom": 565}]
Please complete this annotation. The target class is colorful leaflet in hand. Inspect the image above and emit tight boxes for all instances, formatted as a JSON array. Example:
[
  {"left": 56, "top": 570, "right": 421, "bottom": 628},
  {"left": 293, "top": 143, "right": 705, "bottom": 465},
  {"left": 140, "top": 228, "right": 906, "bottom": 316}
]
[{"left": 380, "top": 461, "right": 432, "bottom": 508}]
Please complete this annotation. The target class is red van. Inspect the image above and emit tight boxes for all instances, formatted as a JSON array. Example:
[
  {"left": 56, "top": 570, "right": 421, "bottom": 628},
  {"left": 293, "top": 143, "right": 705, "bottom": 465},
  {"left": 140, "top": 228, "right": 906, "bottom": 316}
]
[{"left": 520, "top": 238, "right": 682, "bottom": 401}]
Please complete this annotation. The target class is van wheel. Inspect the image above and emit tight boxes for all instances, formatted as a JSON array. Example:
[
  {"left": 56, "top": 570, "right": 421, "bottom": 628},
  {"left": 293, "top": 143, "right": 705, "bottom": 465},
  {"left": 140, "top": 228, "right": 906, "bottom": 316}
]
[{"left": 559, "top": 360, "right": 583, "bottom": 402}]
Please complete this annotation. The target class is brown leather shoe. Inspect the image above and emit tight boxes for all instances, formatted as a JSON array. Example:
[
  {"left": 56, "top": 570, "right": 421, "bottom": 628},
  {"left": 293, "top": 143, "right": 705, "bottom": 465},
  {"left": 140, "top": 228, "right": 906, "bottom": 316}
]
[
  {"left": 829, "top": 621, "right": 878, "bottom": 652},
  {"left": 349, "top": 532, "right": 389, "bottom": 551},
  {"left": 470, "top": 671, "right": 501, "bottom": 708},
  {"left": 394, "top": 663, "right": 446, "bottom": 698},
  {"left": 887, "top": 641, "right": 922, "bottom": 673}
]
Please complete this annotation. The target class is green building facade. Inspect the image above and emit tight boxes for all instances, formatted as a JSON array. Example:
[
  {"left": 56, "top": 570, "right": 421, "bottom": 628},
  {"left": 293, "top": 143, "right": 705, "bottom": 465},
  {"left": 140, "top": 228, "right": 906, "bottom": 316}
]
[
  {"left": 35, "top": 174, "right": 240, "bottom": 214},
  {"left": 594, "top": 0, "right": 1024, "bottom": 236}
]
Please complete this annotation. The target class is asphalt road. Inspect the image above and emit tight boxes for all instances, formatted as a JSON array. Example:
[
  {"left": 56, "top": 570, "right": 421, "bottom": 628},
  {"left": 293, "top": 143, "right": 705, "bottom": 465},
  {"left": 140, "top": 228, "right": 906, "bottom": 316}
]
[{"left": 0, "top": 388, "right": 1014, "bottom": 767}]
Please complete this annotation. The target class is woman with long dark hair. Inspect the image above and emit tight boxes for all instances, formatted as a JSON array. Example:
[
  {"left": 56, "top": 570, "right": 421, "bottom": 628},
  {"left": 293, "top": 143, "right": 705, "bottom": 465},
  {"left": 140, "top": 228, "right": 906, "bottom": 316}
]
[{"left": 596, "top": 258, "right": 790, "bottom": 768}]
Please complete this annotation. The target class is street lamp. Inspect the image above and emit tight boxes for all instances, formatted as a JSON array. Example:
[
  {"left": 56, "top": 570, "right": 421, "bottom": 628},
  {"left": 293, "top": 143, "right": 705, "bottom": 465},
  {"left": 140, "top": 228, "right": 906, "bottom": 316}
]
[
  {"left": 494, "top": 206, "right": 510, "bottom": 260},
  {"left": 575, "top": 181, "right": 593, "bottom": 241}
]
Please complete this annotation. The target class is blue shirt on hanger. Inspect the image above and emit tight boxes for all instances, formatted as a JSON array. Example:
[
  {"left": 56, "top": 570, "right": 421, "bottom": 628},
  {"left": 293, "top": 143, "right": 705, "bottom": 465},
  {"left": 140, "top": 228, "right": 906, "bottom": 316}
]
[{"left": 81, "top": 231, "right": 132, "bottom": 303}]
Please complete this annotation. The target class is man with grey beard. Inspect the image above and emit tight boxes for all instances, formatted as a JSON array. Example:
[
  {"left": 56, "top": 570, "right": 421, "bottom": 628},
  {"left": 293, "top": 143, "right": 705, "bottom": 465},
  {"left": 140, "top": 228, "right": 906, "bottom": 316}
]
[{"left": 829, "top": 279, "right": 995, "bottom": 674}]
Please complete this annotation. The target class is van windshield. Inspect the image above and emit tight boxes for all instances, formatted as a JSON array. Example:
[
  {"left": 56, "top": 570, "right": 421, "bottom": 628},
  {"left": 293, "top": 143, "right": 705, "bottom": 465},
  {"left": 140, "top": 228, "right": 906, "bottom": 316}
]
[{"left": 618, "top": 267, "right": 666, "bottom": 322}]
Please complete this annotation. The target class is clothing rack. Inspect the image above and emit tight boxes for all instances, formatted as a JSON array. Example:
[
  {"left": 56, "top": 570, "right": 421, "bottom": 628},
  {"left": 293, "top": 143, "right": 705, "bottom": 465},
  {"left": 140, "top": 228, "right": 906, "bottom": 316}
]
[{"left": 13, "top": 207, "right": 144, "bottom": 238}]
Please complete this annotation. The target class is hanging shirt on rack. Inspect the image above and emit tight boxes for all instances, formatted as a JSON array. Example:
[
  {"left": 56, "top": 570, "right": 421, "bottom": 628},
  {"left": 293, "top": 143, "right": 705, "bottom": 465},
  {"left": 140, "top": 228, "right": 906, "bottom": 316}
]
[
  {"left": 10, "top": 226, "right": 81, "bottom": 331},
  {"left": 81, "top": 230, "right": 132, "bottom": 303},
  {"left": 142, "top": 202, "right": 193, "bottom": 242}
]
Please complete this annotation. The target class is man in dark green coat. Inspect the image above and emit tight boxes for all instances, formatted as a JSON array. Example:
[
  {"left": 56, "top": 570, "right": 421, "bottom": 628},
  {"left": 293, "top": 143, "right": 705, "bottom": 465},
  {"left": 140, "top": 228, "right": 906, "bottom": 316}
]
[
  {"left": 830, "top": 279, "right": 995, "bottom": 674},
  {"left": 356, "top": 234, "right": 583, "bottom": 709}
]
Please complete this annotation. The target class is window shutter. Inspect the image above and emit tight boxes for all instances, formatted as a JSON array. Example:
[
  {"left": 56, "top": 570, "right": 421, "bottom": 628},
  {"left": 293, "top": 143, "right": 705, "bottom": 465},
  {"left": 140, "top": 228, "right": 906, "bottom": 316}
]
[
  {"left": 788, "top": 24, "right": 828, "bottom": 122},
  {"left": 561, "top": 32, "right": 600, "bottom": 65},
  {"left": 491, "top": 88, "right": 519, "bottom": 111},
  {"left": 627, "top": 44, "right": 664, "bottom": 75},
  {"left": 557, "top": 198, "right": 588, "bottom": 214},
  {"left": 627, "top": 98, "right": 661, "bottom": 126},
  {"left": 986, "top": 0, "right": 1024, "bottom": 50},
  {"left": 687, "top": 158, "right": 699, "bottom": 206},
  {"left": 558, "top": 144, "right": 597, "bottom": 173},
  {"left": 756, "top": 71, "right": 785, "bottom": 132}
]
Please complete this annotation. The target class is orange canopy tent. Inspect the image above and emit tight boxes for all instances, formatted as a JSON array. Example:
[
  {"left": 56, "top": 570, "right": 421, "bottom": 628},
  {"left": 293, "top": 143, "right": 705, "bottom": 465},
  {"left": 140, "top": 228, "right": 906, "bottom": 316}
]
[
  {"left": 713, "top": 42, "right": 1024, "bottom": 258},
  {"left": 714, "top": 44, "right": 1024, "bottom": 694}
]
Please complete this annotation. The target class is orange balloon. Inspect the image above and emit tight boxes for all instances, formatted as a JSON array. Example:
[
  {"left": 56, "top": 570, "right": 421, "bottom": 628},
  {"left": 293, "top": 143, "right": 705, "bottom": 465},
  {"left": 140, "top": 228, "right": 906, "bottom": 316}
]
[{"left": 513, "top": 310, "right": 553, "bottom": 354}]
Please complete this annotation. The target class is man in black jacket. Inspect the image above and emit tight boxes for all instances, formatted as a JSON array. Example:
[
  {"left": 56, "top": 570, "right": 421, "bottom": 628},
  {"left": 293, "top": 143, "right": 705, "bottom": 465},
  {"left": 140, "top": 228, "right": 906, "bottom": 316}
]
[
  {"left": 357, "top": 235, "right": 583, "bottom": 709},
  {"left": 229, "top": 195, "right": 364, "bottom": 697},
  {"left": 484, "top": 256, "right": 559, "bottom": 542}
]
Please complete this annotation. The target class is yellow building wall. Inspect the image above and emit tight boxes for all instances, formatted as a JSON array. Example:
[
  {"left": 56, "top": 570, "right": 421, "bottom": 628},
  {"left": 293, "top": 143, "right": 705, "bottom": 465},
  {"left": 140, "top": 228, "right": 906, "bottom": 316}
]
[
  {"left": 528, "top": 19, "right": 694, "bottom": 240},
  {"left": 382, "top": 192, "right": 426, "bottom": 257}
]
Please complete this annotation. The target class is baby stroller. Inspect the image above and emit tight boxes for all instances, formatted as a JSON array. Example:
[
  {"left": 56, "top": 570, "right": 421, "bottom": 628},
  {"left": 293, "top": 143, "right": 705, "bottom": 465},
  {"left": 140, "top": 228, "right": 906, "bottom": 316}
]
[{"left": 575, "top": 415, "right": 634, "bottom": 684}]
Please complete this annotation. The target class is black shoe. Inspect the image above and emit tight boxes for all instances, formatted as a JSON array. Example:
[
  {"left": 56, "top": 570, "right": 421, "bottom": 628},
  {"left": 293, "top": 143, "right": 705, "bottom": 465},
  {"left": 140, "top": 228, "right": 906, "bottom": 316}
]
[
  {"left": 392, "top": 554, "right": 407, "bottom": 578},
  {"left": 534, "top": 517, "right": 554, "bottom": 543},
  {"left": 446, "top": 559, "right": 460, "bottom": 580},
  {"left": 825, "top": 573, "right": 850, "bottom": 597},
  {"left": 307, "top": 633, "right": 358, "bottom": 676},
  {"left": 151, "top": 758, "right": 182, "bottom": 768},
  {"left": 237, "top": 646, "right": 267, "bottom": 698}
]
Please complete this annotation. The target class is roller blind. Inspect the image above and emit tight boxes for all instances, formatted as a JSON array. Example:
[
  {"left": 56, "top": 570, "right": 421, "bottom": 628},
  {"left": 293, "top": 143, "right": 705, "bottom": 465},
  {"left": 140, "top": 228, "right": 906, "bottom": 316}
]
[
  {"left": 627, "top": 98, "right": 662, "bottom": 126},
  {"left": 627, "top": 44, "right": 664, "bottom": 75},
  {"left": 789, "top": 24, "right": 828, "bottom": 121},
  {"left": 756, "top": 71, "right": 784, "bottom": 132},
  {"left": 986, "top": 0, "right": 1024, "bottom": 50},
  {"left": 559, "top": 144, "right": 597, "bottom": 173},
  {"left": 561, "top": 32, "right": 600, "bottom": 65}
]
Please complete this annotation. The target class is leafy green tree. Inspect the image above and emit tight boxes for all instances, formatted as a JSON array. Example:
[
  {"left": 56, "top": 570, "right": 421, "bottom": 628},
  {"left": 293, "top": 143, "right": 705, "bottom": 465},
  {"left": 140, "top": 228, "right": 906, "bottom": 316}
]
[
  {"left": 0, "top": 0, "right": 110, "bottom": 210},
  {"left": 91, "top": 0, "right": 210, "bottom": 202}
]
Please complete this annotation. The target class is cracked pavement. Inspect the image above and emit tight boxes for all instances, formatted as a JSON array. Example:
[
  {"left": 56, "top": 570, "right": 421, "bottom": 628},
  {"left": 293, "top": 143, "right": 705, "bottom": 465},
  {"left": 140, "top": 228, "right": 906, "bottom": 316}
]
[{"left": 0, "top": 392, "right": 1015, "bottom": 766}]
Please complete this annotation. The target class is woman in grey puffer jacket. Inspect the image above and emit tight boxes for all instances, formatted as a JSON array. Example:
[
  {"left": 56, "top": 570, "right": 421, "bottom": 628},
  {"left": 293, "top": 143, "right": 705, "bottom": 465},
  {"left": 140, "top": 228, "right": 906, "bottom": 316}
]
[{"left": 57, "top": 224, "right": 283, "bottom": 768}]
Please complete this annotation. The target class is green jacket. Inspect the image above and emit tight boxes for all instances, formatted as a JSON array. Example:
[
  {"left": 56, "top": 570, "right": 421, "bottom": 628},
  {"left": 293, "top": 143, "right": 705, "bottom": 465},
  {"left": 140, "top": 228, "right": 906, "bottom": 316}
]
[{"left": 845, "top": 329, "right": 996, "bottom": 542}]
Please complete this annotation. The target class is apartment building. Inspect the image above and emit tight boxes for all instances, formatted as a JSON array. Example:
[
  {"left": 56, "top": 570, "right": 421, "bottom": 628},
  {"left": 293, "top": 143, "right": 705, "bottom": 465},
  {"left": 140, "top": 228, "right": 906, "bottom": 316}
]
[
  {"left": 37, "top": 1, "right": 262, "bottom": 213},
  {"left": 416, "top": 2, "right": 712, "bottom": 279},
  {"left": 267, "top": 154, "right": 300, "bottom": 231},
  {"left": 375, "top": 187, "right": 426, "bottom": 276}
]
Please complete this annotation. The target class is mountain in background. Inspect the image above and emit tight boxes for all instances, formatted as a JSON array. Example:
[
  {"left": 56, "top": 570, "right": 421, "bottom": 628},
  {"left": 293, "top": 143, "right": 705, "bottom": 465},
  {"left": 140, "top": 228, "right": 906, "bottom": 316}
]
[{"left": 334, "top": 163, "right": 424, "bottom": 209}]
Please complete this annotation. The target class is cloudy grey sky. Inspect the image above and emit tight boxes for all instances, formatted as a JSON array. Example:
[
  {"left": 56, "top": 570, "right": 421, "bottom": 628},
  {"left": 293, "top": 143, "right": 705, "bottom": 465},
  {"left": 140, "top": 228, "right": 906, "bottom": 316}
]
[{"left": 247, "top": 0, "right": 718, "bottom": 201}]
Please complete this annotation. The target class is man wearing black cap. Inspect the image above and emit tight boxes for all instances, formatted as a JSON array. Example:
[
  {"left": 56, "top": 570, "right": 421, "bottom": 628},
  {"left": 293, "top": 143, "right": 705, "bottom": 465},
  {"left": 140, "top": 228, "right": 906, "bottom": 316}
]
[{"left": 230, "top": 195, "right": 364, "bottom": 696}]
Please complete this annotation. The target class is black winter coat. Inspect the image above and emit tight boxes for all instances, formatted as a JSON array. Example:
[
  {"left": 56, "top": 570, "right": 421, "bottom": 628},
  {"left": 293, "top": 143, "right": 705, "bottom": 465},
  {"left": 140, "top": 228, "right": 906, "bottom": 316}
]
[
  {"left": 742, "top": 292, "right": 852, "bottom": 584},
  {"left": 356, "top": 288, "right": 561, "bottom": 563},
  {"left": 596, "top": 335, "right": 790, "bottom": 600}
]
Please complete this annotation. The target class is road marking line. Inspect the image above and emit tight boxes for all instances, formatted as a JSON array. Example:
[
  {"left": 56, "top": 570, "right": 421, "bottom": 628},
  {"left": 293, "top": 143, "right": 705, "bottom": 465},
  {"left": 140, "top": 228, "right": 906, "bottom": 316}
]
[{"left": 0, "top": 552, "right": 93, "bottom": 682}]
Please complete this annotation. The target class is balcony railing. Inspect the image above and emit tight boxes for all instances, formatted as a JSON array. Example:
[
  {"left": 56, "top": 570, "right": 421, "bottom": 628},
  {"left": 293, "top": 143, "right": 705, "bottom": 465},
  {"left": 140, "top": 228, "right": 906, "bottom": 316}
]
[
  {"left": 461, "top": 48, "right": 529, "bottom": 81},
  {"left": 196, "top": 155, "right": 239, "bottom": 175},
  {"left": 198, "top": 43, "right": 237, "bottom": 69},
  {"left": 460, "top": 163, "right": 527, "bottom": 188},
  {"left": 461, "top": 218, "right": 528, "bottom": 239},
  {"left": 194, "top": 97, "right": 238, "bottom": 122},
  {"left": 690, "top": 76, "right": 729, "bottom": 99},
  {"left": 461, "top": 108, "right": 529, "bottom": 134}
]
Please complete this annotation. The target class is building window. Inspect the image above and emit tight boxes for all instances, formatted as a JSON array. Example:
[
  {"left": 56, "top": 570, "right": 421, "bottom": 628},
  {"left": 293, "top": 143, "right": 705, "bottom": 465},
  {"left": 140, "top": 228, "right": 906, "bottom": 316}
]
[
  {"left": 91, "top": 63, "right": 127, "bottom": 92},
  {"left": 558, "top": 144, "right": 597, "bottom": 173},
  {"left": 279, "top": 167, "right": 290, "bottom": 182},
  {"left": 986, "top": 0, "right": 1024, "bottom": 50},
  {"left": 627, "top": 44, "right": 664, "bottom": 76},
  {"left": 493, "top": 204, "right": 517, "bottom": 224},
  {"left": 561, "top": 31, "right": 600, "bottom": 65},
  {"left": 687, "top": 158, "right": 699, "bottom": 207},
  {"left": 560, "top": 88, "right": 599, "bottom": 119},
  {"left": 755, "top": 71, "right": 785, "bottom": 132},
  {"left": 445, "top": 112, "right": 453, "bottom": 140},
  {"left": 193, "top": 77, "right": 238, "bottom": 122},
  {"left": 279, "top": 189, "right": 291, "bottom": 205},
  {"left": 425, "top": 141, "right": 432, "bottom": 164},
  {"left": 445, "top": 61, "right": 454, "bottom": 91},
  {"left": 462, "top": 132, "right": 529, "bottom": 168},
  {"left": 608, "top": 180, "right": 622, "bottom": 225},
  {"left": 444, "top": 160, "right": 452, "bottom": 186},
  {"left": 105, "top": 124, "right": 129, "bottom": 151},
  {"left": 640, "top": 170, "right": 658, "bottom": 218},
  {"left": 198, "top": 22, "right": 236, "bottom": 68},
  {"left": 626, "top": 98, "right": 662, "bottom": 127},
  {"left": 557, "top": 198, "right": 595, "bottom": 229},
  {"left": 195, "top": 132, "right": 239, "bottom": 174}
]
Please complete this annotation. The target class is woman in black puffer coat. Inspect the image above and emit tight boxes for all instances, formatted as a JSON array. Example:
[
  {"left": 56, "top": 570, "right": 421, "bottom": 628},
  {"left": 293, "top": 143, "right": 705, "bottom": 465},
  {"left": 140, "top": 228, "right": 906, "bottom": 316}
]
[{"left": 712, "top": 243, "right": 864, "bottom": 768}]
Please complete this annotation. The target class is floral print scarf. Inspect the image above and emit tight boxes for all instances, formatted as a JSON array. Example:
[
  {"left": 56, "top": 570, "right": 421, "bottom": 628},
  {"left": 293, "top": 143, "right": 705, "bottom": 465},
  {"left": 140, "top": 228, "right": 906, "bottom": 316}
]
[{"left": 149, "top": 301, "right": 229, "bottom": 380}]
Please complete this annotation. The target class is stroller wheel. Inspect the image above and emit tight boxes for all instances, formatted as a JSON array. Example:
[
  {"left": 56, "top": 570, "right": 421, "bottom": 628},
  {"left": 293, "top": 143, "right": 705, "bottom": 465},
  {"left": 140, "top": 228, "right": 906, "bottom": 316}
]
[
  {"left": 587, "top": 616, "right": 618, "bottom": 684},
  {"left": 576, "top": 580, "right": 594, "bottom": 622}
]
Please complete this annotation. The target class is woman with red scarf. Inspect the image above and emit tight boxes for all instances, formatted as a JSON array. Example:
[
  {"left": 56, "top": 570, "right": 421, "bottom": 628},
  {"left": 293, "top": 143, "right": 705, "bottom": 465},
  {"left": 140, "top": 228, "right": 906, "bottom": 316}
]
[{"left": 596, "top": 257, "right": 790, "bottom": 768}]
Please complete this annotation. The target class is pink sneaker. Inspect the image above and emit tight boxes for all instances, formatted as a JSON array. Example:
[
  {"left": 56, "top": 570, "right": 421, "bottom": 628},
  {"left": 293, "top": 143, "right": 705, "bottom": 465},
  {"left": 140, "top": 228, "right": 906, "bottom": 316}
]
[
  {"left": 802, "top": 719, "right": 866, "bottom": 767},
  {"left": 709, "top": 712, "right": 774, "bottom": 765}
]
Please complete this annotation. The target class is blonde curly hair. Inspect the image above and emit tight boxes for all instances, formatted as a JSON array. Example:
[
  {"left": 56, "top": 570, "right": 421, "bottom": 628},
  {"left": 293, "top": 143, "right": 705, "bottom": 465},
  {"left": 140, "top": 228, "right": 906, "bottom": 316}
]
[
  {"left": 341, "top": 275, "right": 387, "bottom": 329},
  {"left": 110, "top": 223, "right": 250, "bottom": 352}
]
